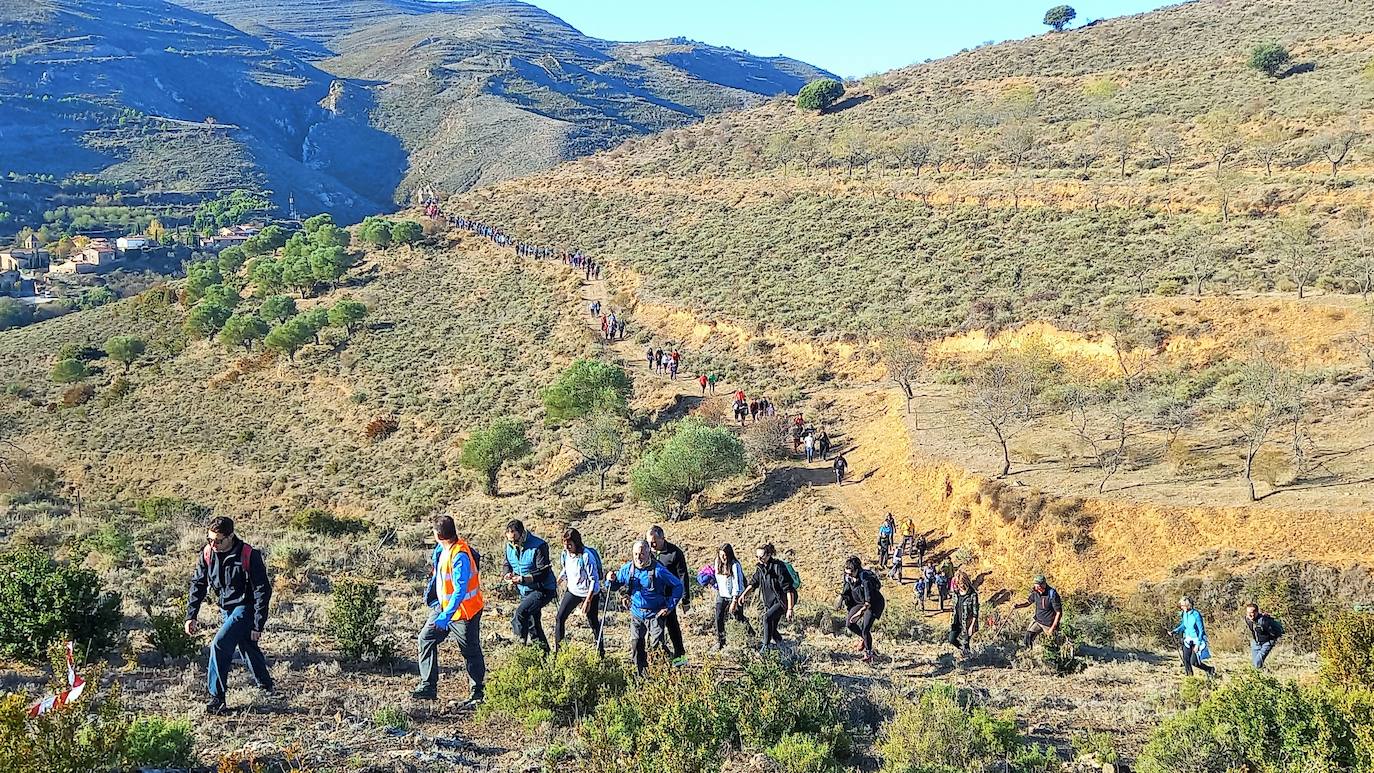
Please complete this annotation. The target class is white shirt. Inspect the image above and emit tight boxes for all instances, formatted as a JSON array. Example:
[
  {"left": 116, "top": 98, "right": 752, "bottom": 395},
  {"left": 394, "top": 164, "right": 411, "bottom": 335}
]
[
  {"left": 562, "top": 548, "right": 600, "bottom": 598},
  {"left": 715, "top": 561, "right": 746, "bottom": 599}
]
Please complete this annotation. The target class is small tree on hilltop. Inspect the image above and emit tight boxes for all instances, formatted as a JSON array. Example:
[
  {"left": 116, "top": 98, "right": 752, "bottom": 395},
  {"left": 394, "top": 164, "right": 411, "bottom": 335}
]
[
  {"left": 542, "top": 359, "right": 633, "bottom": 423},
  {"left": 218, "top": 313, "right": 269, "bottom": 352},
  {"left": 265, "top": 317, "right": 312, "bottom": 361},
  {"left": 391, "top": 220, "right": 423, "bottom": 249},
  {"left": 460, "top": 417, "right": 532, "bottom": 496},
  {"left": 327, "top": 298, "right": 368, "bottom": 336},
  {"left": 103, "top": 335, "right": 145, "bottom": 373},
  {"left": 1249, "top": 42, "right": 1291, "bottom": 78},
  {"left": 571, "top": 412, "right": 627, "bottom": 491},
  {"left": 796, "top": 78, "right": 845, "bottom": 112},
  {"left": 1043, "top": 5, "right": 1076, "bottom": 32},
  {"left": 630, "top": 418, "right": 747, "bottom": 521}
]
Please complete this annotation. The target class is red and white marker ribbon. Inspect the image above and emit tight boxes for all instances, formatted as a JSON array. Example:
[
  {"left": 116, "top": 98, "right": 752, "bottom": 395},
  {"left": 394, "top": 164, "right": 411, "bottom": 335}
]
[{"left": 26, "top": 641, "right": 86, "bottom": 718}]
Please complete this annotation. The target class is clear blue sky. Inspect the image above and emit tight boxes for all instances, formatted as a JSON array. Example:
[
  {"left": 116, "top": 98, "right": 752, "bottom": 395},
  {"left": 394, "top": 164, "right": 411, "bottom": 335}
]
[{"left": 531, "top": 0, "right": 1178, "bottom": 78}]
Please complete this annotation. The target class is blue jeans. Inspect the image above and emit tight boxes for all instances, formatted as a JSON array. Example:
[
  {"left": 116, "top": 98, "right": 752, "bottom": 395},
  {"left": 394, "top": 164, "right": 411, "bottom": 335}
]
[
  {"left": 208, "top": 605, "right": 271, "bottom": 701},
  {"left": 1251, "top": 639, "right": 1275, "bottom": 669}
]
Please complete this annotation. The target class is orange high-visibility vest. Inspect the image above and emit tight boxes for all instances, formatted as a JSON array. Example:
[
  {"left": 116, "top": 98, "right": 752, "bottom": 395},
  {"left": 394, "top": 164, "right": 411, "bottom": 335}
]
[{"left": 439, "top": 539, "right": 484, "bottom": 621}]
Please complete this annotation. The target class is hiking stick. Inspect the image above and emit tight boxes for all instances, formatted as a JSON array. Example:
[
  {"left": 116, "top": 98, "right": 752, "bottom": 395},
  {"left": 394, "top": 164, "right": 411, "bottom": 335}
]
[{"left": 595, "top": 583, "right": 613, "bottom": 654}]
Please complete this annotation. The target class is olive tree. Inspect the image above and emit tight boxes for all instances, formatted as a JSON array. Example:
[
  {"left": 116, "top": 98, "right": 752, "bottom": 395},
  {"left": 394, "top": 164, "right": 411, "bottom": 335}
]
[
  {"left": 630, "top": 418, "right": 747, "bottom": 521},
  {"left": 103, "top": 335, "right": 145, "bottom": 372},
  {"left": 1043, "top": 5, "right": 1076, "bottom": 32},
  {"left": 460, "top": 417, "right": 532, "bottom": 496},
  {"left": 959, "top": 354, "right": 1041, "bottom": 477},
  {"left": 542, "top": 359, "right": 633, "bottom": 422},
  {"left": 570, "top": 413, "right": 626, "bottom": 491}
]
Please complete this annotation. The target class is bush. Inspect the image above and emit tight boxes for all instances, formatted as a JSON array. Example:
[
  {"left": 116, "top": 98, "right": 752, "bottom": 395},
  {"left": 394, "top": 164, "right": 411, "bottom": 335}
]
[
  {"left": 630, "top": 418, "right": 748, "bottom": 520},
  {"left": 876, "top": 600, "right": 937, "bottom": 643},
  {"left": 732, "top": 655, "right": 848, "bottom": 758},
  {"left": 1071, "top": 731, "right": 1118, "bottom": 766},
  {"left": 373, "top": 705, "right": 410, "bottom": 731},
  {"left": 49, "top": 358, "right": 90, "bottom": 384},
  {"left": 879, "top": 683, "right": 1021, "bottom": 773},
  {"left": 768, "top": 733, "right": 838, "bottom": 773},
  {"left": 103, "top": 335, "right": 144, "bottom": 372},
  {"left": 459, "top": 416, "right": 532, "bottom": 496},
  {"left": 480, "top": 644, "right": 629, "bottom": 729},
  {"left": 542, "top": 359, "right": 633, "bottom": 422},
  {"left": 0, "top": 668, "right": 128, "bottom": 772},
  {"left": 148, "top": 610, "right": 199, "bottom": 659},
  {"left": 290, "top": 507, "right": 369, "bottom": 536},
  {"left": 60, "top": 383, "right": 94, "bottom": 408},
  {"left": 796, "top": 79, "right": 845, "bottom": 112},
  {"left": 364, "top": 415, "right": 399, "bottom": 439},
  {"left": 0, "top": 548, "right": 122, "bottom": 663},
  {"left": 327, "top": 578, "right": 393, "bottom": 662},
  {"left": 1250, "top": 42, "right": 1292, "bottom": 78},
  {"left": 1137, "top": 671, "right": 1368, "bottom": 773},
  {"left": 135, "top": 495, "right": 210, "bottom": 523},
  {"left": 123, "top": 716, "right": 194, "bottom": 768},
  {"left": 1320, "top": 610, "right": 1374, "bottom": 691}
]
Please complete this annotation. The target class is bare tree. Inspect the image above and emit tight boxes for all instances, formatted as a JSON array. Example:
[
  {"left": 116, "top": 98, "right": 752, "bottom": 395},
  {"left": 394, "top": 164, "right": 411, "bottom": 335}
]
[
  {"left": 1318, "top": 124, "right": 1362, "bottom": 180},
  {"left": 879, "top": 329, "right": 930, "bottom": 418},
  {"left": 1251, "top": 124, "right": 1291, "bottom": 178},
  {"left": 763, "top": 131, "right": 795, "bottom": 174},
  {"left": 831, "top": 126, "right": 874, "bottom": 177},
  {"left": 1099, "top": 308, "right": 1159, "bottom": 388},
  {"left": 792, "top": 132, "right": 824, "bottom": 170},
  {"left": 1201, "top": 110, "right": 1243, "bottom": 178},
  {"left": 1348, "top": 225, "right": 1374, "bottom": 301},
  {"left": 1063, "top": 385, "right": 1146, "bottom": 493},
  {"left": 996, "top": 121, "right": 1038, "bottom": 174},
  {"left": 1146, "top": 120, "right": 1183, "bottom": 181},
  {"left": 893, "top": 134, "right": 932, "bottom": 177},
  {"left": 928, "top": 140, "right": 952, "bottom": 174},
  {"left": 960, "top": 355, "right": 1041, "bottom": 477},
  {"left": 966, "top": 146, "right": 991, "bottom": 175},
  {"left": 1215, "top": 172, "right": 1243, "bottom": 223},
  {"left": 1174, "top": 225, "right": 1215, "bottom": 297},
  {"left": 1231, "top": 350, "right": 1304, "bottom": 501},
  {"left": 570, "top": 413, "right": 626, "bottom": 491},
  {"left": 1270, "top": 217, "right": 1328, "bottom": 299},
  {"left": 1104, "top": 122, "right": 1136, "bottom": 179}
]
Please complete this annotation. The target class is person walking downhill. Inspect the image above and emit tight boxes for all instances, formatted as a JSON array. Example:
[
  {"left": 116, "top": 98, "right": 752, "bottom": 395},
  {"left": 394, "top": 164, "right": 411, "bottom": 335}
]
[
  {"left": 833, "top": 453, "right": 849, "bottom": 485},
  {"left": 818, "top": 428, "right": 831, "bottom": 461},
  {"left": 803, "top": 431, "right": 816, "bottom": 463},
  {"left": 647, "top": 526, "right": 692, "bottom": 666},
  {"left": 414, "top": 515, "right": 485, "bottom": 709},
  {"left": 646, "top": 347, "right": 655, "bottom": 371},
  {"left": 948, "top": 571, "right": 980, "bottom": 660},
  {"left": 712, "top": 544, "right": 754, "bottom": 650},
  {"left": 1173, "top": 596, "right": 1217, "bottom": 678},
  {"left": 607, "top": 540, "right": 684, "bottom": 676},
  {"left": 1015, "top": 575, "right": 1063, "bottom": 647},
  {"left": 502, "top": 520, "right": 557, "bottom": 652},
  {"left": 1244, "top": 602, "right": 1284, "bottom": 669},
  {"left": 735, "top": 543, "right": 796, "bottom": 653},
  {"left": 554, "top": 528, "right": 605, "bottom": 656},
  {"left": 184, "top": 516, "right": 274, "bottom": 715},
  {"left": 838, "top": 556, "right": 884, "bottom": 663},
  {"left": 698, "top": 374, "right": 708, "bottom": 395}
]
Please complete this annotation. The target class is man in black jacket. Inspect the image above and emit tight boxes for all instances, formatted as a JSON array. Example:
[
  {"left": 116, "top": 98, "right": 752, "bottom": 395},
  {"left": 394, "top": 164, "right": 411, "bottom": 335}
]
[
  {"left": 185, "top": 516, "right": 274, "bottom": 714},
  {"left": 1244, "top": 602, "right": 1283, "bottom": 669},
  {"left": 647, "top": 525, "right": 690, "bottom": 664}
]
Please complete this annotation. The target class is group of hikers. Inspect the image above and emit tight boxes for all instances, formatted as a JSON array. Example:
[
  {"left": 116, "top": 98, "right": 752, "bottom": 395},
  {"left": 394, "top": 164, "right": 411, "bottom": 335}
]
[
  {"left": 589, "top": 301, "right": 627, "bottom": 341},
  {"left": 445, "top": 213, "right": 603, "bottom": 279}
]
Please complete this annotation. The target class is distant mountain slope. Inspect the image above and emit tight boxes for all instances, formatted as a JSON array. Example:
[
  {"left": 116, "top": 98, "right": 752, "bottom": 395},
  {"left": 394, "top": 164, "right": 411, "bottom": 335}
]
[
  {"left": 0, "top": 0, "right": 833, "bottom": 229},
  {"left": 173, "top": 0, "right": 834, "bottom": 196},
  {"left": 0, "top": 0, "right": 405, "bottom": 224}
]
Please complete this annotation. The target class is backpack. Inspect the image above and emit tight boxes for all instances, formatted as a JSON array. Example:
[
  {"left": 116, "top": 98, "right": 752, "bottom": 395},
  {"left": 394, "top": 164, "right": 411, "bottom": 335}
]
[
  {"left": 1268, "top": 615, "right": 1285, "bottom": 637},
  {"left": 202, "top": 541, "right": 253, "bottom": 569},
  {"left": 782, "top": 560, "right": 802, "bottom": 590}
]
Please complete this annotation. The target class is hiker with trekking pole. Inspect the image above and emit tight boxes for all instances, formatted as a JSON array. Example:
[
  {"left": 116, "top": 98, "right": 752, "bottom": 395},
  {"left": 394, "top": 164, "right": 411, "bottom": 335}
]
[
  {"left": 184, "top": 516, "right": 274, "bottom": 715},
  {"left": 414, "top": 515, "right": 486, "bottom": 709},
  {"left": 554, "top": 527, "right": 605, "bottom": 657},
  {"left": 606, "top": 540, "right": 684, "bottom": 676}
]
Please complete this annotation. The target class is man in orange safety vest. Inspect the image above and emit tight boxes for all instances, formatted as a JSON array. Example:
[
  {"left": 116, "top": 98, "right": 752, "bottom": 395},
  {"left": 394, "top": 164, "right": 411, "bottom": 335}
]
[{"left": 414, "top": 515, "right": 485, "bottom": 709}]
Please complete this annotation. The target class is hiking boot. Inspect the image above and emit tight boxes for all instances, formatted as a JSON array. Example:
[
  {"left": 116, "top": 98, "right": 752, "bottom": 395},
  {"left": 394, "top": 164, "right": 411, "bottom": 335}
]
[
  {"left": 457, "top": 695, "right": 484, "bottom": 712},
  {"left": 411, "top": 685, "right": 437, "bottom": 700},
  {"left": 205, "top": 699, "right": 229, "bottom": 716},
  {"left": 670, "top": 655, "right": 689, "bottom": 667}
]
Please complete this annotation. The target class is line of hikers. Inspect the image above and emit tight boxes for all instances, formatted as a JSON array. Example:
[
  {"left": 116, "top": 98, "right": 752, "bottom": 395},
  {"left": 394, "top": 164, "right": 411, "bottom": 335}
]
[
  {"left": 590, "top": 301, "right": 627, "bottom": 341},
  {"left": 184, "top": 508, "right": 1286, "bottom": 714},
  {"left": 443, "top": 212, "right": 602, "bottom": 279}
]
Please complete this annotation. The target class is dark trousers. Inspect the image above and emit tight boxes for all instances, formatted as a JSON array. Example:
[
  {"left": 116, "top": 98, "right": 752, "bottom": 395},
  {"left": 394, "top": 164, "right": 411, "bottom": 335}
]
[
  {"left": 713, "top": 597, "right": 754, "bottom": 647},
  {"left": 846, "top": 605, "right": 876, "bottom": 655},
  {"left": 512, "top": 589, "right": 554, "bottom": 651},
  {"left": 417, "top": 610, "right": 485, "bottom": 698},
  {"left": 207, "top": 605, "right": 272, "bottom": 701},
  {"left": 877, "top": 539, "right": 891, "bottom": 568},
  {"left": 629, "top": 614, "right": 666, "bottom": 675},
  {"left": 554, "top": 590, "right": 603, "bottom": 656},
  {"left": 662, "top": 606, "right": 686, "bottom": 659},
  {"left": 760, "top": 602, "right": 786, "bottom": 651},
  {"left": 1181, "top": 641, "right": 1215, "bottom": 676}
]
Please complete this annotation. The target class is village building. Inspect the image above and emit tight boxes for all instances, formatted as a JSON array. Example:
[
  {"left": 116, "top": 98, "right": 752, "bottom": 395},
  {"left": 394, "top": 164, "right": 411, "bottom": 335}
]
[{"left": 0, "top": 234, "right": 50, "bottom": 272}]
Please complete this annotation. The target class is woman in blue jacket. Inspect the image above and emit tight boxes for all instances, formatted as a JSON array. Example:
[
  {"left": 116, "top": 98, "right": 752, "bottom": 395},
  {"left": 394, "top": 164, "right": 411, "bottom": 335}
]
[
  {"left": 607, "top": 540, "right": 684, "bottom": 676},
  {"left": 1172, "top": 596, "right": 1217, "bottom": 678}
]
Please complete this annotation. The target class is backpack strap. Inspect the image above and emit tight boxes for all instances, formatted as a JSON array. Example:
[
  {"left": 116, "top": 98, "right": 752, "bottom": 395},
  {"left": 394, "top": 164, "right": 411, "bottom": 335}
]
[
  {"left": 240, "top": 542, "right": 253, "bottom": 566},
  {"left": 202, "top": 544, "right": 212, "bottom": 566}
]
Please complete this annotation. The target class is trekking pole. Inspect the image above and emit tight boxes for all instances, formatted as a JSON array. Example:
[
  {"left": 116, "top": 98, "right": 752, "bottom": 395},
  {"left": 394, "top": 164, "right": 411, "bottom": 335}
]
[{"left": 595, "top": 583, "right": 613, "bottom": 655}]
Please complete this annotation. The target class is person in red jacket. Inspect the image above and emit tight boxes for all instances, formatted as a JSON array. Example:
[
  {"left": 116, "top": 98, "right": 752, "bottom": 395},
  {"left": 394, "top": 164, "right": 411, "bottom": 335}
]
[{"left": 698, "top": 374, "right": 708, "bottom": 394}]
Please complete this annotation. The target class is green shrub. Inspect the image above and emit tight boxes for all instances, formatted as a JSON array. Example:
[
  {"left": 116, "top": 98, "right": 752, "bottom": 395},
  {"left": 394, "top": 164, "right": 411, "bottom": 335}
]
[
  {"left": 1249, "top": 42, "right": 1292, "bottom": 78},
  {"left": 0, "top": 548, "right": 122, "bottom": 663},
  {"left": 481, "top": 644, "right": 628, "bottom": 729},
  {"left": 879, "top": 683, "right": 1022, "bottom": 773},
  {"left": 148, "top": 610, "right": 199, "bottom": 659},
  {"left": 1320, "top": 610, "right": 1374, "bottom": 691},
  {"left": 876, "top": 600, "right": 938, "bottom": 643},
  {"left": 796, "top": 79, "right": 845, "bottom": 112},
  {"left": 732, "top": 655, "right": 847, "bottom": 756},
  {"left": 289, "top": 507, "right": 369, "bottom": 536},
  {"left": 459, "top": 417, "right": 532, "bottom": 496},
  {"left": 327, "top": 578, "right": 393, "bottom": 662},
  {"left": 49, "top": 358, "right": 90, "bottom": 384},
  {"left": 81, "top": 522, "right": 137, "bottom": 567},
  {"left": 1070, "top": 731, "right": 1118, "bottom": 766},
  {"left": 630, "top": 418, "right": 748, "bottom": 520},
  {"left": 542, "top": 359, "right": 633, "bottom": 421},
  {"left": 373, "top": 705, "right": 410, "bottom": 732},
  {"left": 123, "top": 716, "right": 194, "bottom": 768},
  {"left": 135, "top": 495, "right": 210, "bottom": 524},
  {"left": 768, "top": 733, "right": 837, "bottom": 773},
  {"left": 0, "top": 668, "right": 128, "bottom": 772},
  {"left": 1137, "top": 671, "right": 1366, "bottom": 773},
  {"left": 1043, "top": 4, "right": 1077, "bottom": 32}
]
